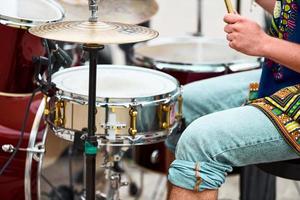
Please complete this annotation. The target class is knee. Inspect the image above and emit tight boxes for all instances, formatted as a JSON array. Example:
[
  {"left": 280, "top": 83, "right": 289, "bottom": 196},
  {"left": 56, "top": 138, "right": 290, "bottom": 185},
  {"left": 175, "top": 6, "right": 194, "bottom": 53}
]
[
  {"left": 168, "top": 117, "right": 233, "bottom": 191},
  {"left": 175, "top": 117, "right": 221, "bottom": 163},
  {"left": 182, "top": 83, "right": 207, "bottom": 111},
  {"left": 182, "top": 82, "right": 219, "bottom": 124}
]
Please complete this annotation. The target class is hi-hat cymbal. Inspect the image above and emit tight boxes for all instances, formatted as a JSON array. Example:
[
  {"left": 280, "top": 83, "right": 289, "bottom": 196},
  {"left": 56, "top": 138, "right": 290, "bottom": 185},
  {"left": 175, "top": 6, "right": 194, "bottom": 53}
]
[
  {"left": 57, "top": 0, "right": 159, "bottom": 24},
  {"left": 29, "top": 21, "right": 159, "bottom": 44}
]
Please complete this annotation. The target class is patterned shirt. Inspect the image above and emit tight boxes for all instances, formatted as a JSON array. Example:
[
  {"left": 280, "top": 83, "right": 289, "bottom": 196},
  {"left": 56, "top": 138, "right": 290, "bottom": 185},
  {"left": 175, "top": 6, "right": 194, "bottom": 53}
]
[{"left": 258, "top": 0, "right": 300, "bottom": 98}]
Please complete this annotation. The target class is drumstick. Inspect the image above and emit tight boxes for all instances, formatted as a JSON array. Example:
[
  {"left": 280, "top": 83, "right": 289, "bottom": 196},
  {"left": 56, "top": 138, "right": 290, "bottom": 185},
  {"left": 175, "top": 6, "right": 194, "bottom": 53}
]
[{"left": 224, "top": 0, "right": 235, "bottom": 13}]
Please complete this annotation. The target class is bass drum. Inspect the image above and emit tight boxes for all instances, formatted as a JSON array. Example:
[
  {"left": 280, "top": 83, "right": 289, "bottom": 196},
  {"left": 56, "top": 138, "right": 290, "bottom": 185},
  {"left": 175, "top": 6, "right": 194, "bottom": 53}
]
[
  {"left": 132, "top": 36, "right": 261, "bottom": 173},
  {"left": 0, "top": 0, "right": 64, "bottom": 199},
  {"left": 0, "top": 0, "right": 64, "bottom": 93},
  {"left": 0, "top": 93, "right": 45, "bottom": 200}
]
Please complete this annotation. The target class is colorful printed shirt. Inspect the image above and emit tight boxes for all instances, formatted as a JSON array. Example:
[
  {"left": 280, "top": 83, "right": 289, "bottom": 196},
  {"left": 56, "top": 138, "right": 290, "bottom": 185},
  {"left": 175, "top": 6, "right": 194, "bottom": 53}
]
[
  {"left": 250, "top": 0, "right": 300, "bottom": 153},
  {"left": 258, "top": 0, "right": 300, "bottom": 98}
]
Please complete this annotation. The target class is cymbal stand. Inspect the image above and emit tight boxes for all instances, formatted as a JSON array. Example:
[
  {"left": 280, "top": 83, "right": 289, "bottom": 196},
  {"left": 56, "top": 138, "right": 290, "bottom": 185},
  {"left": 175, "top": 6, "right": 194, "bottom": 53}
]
[
  {"left": 82, "top": 43, "right": 103, "bottom": 200},
  {"left": 194, "top": 0, "right": 202, "bottom": 36},
  {"left": 81, "top": 1, "right": 104, "bottom": 200}
]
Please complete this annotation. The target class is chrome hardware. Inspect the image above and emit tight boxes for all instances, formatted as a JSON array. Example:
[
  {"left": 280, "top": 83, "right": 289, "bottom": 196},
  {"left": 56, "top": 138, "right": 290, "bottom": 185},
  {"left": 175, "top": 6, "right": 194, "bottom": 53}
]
[
  {"left": 43, "top": 95, "right": 50, "bottom": 116},
  {"left": 162, "top": 104, "right": 171, "bottom": 129},
  {"left": 2, "top": 143, "right": 45, "bottom": 162},
  {"left": 80, "top": 133, "right": 88, "bottom": 141},
  {"left": 150, "top": 150, "right": 160, "bottom": 164},
  {"left": 88, "top": 0, "right": 98, "bottom": 22},
  {"left": 54, "top": 100, "right": 65, "bottom": 126},
  {"left": 176, "top": 95, "right": 183, "bottom": 119},
  {"left": 2, "top": 143, "right": 45, "bottom": 154},
  {"left": 101, "top": 123, "right": 127, "bottom": 130},
  {"left": 129, "top": 108, "right": 138, "bottom": 137}
]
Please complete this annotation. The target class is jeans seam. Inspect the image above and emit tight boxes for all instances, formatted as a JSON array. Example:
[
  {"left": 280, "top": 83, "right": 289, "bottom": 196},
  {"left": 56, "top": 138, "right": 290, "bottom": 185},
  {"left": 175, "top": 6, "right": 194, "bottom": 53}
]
[{"left": 212, "top": 137, "right": 284, "bottom": 159}]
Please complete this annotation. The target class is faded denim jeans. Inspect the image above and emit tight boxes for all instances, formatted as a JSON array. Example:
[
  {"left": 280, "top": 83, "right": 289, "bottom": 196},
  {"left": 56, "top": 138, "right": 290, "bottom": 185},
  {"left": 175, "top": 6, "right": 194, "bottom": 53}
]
[{"left": 166, "top": 69, "right": 299, "bottom": 191}]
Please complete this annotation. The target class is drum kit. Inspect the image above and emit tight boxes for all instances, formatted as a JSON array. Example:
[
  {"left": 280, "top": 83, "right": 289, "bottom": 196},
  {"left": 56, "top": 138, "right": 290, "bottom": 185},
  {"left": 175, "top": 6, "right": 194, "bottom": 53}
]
[{"left": 0, "top": 0, "right": 259, "bottom": 200}]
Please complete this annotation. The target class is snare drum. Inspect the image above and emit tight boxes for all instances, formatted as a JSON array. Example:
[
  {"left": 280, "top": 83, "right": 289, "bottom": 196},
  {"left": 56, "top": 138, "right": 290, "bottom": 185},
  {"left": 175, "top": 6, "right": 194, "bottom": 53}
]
[
  {"left": 0, "top": 0, "right": 64, "bottom": 93},
  {"left": 47, "top": 65, "right": 182, "bottom": 146},
  {"left": 132, "top": 36, "right": 261, "bottom": 84}
]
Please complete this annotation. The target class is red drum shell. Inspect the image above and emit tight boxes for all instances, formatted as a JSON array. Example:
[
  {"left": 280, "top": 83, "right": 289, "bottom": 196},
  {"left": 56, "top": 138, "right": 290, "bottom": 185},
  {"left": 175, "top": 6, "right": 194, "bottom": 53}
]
[
  {"left": 0, "top": 24, "right": 45, "bottom": 93},
  {"left": 0, "top": 1, "right": 64, "bottom": 198},
  {"left": 0, "top": 93, "right": 44, "bottom": 200}
]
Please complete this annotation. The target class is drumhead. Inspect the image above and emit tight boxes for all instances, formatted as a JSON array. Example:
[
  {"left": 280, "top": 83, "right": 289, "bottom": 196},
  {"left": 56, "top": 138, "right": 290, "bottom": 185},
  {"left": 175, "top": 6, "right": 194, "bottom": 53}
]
[
  {"left": 133, "top": 36, "right": 260, "bottom": 72},
  {"left": 0, "top": 0, "right": 64, "bottom": 28},
  {"left": 52, "top": 65, "right": 179, "bottom": 99}
]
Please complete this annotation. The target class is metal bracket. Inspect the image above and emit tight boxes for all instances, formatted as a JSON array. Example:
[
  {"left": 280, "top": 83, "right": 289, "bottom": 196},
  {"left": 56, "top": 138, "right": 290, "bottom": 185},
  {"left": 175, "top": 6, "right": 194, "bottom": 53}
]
[
  {"left": 101, "top": 123, "right": 127, "bottom": 130},
  {"left": 88, "top": 0, "right": 98, "bottom": 22},
  {"left": 176, "top": 95, "right": 183, "bottom": 120},
  {"left": 2, "top": 143, "right": 45, "bottom": 162},
  {"left": 129, "top": 107, "right": 138, "bottom": 138},
  {"left": 162, "top": 104, "right": 171, "bottom": 129},
  {"left": 54, "top": 100, "right": 65, "bottom": 127}
]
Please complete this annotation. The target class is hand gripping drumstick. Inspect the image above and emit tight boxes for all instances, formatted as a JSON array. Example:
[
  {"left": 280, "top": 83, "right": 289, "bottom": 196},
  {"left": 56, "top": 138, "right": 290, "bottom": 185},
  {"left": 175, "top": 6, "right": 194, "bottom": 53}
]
[{"left": 224, "top": 0, "right": 235, "bottom": 13}]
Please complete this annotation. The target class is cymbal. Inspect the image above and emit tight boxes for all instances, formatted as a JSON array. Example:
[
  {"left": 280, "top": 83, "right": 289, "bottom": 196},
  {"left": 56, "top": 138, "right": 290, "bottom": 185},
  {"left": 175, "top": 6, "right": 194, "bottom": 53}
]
[
  {"left": 29, "top": 21, "right": 159, "bottom": 44},
  {"left": 57, "top": 0, "right": 159, "bottom": 24}
]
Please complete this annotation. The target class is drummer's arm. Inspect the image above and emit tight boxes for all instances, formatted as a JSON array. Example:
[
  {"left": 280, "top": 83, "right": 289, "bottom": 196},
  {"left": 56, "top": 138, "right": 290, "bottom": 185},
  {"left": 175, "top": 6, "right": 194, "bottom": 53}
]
[
  {"left": 255, "top": 0, "right": 276, "bottom": 14},
  {"left": 260, "top": 37, "right": 300, "bottom": 73},
  {"left": 224, "top": 14, "right": 300, "bottom": 73}
]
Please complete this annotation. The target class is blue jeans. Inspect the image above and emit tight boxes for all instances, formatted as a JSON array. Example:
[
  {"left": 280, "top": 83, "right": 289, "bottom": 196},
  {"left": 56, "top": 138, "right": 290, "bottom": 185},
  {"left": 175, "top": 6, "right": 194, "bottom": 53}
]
[{"left": 167, "top": 70, "right": 300, "bottom": 191}]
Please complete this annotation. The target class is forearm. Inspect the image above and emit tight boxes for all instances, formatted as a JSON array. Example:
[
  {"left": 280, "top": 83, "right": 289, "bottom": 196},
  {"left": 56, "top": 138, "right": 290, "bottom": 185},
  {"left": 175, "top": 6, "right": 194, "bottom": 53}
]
[
  {"left": 262, "top": 36, "right": 300, "bottom": 73},
  {"left": 255, "top": 0, "right": 276, "bottom": 14}
]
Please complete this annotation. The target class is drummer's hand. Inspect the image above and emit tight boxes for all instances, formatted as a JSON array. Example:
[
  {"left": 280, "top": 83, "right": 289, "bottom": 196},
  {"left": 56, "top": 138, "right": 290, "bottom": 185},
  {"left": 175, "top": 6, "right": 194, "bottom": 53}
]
[{"left": 223, "top": 13, "right": 270, "bottom": 56}]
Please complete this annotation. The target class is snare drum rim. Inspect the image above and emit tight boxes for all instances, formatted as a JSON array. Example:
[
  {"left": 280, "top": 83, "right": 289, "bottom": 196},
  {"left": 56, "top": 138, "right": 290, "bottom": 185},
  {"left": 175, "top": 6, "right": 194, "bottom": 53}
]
[
  {"left": 49, "top": 121, "right": 178, "bottom": 146},
  {"left": 0, "top": 0, "right": 65, "bottom": 29},
  {"left": 133, "top": 36, "right": 260, "bottom": 73},
  {"left": 52, "top": 65, "right": 181, "bottom": 106}
]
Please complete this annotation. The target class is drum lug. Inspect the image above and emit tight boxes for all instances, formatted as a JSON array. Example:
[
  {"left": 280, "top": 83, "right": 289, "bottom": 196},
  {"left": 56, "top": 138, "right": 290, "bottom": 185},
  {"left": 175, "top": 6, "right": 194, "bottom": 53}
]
[
  {"left": 129, "top": 108, "right": 138, "bottom": 138},
  {"left": 2, "top": 143, "right": 45, "bottom": 161},
  {"left": 162, "top": 104, "right": 171, "bottom": 129},
  {"left": 54, "top": 100, "right": 65, "bottom": 127},
  {"left": 176, "top": 95, "right": 183, "bottom": 120},
  {"left": 43, "top": 95, "right": 50, "bottom": 116}
]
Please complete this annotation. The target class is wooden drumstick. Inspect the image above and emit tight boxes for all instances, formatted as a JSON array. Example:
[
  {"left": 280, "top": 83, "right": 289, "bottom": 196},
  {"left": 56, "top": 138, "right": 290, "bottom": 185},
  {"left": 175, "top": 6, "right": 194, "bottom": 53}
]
[{"left": 224, "top": 0, "right": 235, "bottom": 13}]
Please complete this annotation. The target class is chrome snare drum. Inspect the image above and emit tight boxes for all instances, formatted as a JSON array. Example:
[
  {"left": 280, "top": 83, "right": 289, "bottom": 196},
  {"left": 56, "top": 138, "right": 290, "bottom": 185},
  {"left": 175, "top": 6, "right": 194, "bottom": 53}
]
[{"left": 47, "top": 65, "right": 182, "bottom": 146}]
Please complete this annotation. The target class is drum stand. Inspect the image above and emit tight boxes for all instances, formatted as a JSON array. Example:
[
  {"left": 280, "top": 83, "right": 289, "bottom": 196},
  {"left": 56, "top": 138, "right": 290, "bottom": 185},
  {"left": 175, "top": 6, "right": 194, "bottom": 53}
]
[
  {"left": 81, "top": 44, "right": 104, "bottom": 200},
  {"left": 96, "top": 147, "right": 130, "bottom": 200},
  {"left": 82, "top": 24, "right": 129, "bottom": 200}
]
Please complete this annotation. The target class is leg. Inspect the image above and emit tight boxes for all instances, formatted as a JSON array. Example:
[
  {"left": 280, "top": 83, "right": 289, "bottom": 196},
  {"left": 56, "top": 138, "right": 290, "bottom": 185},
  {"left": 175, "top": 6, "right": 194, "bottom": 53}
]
[
  {"left": 165, "top": 69, "right": 261, "bottom": 198},
  {"left": 166, "top": 69, "right": 261, "bottom": 152},
  {"left": 169, "top": 185, "right": 217, "bottom": 200},
  {"left": 168, "top": 106, "right": 299, "bottom": 200}
]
